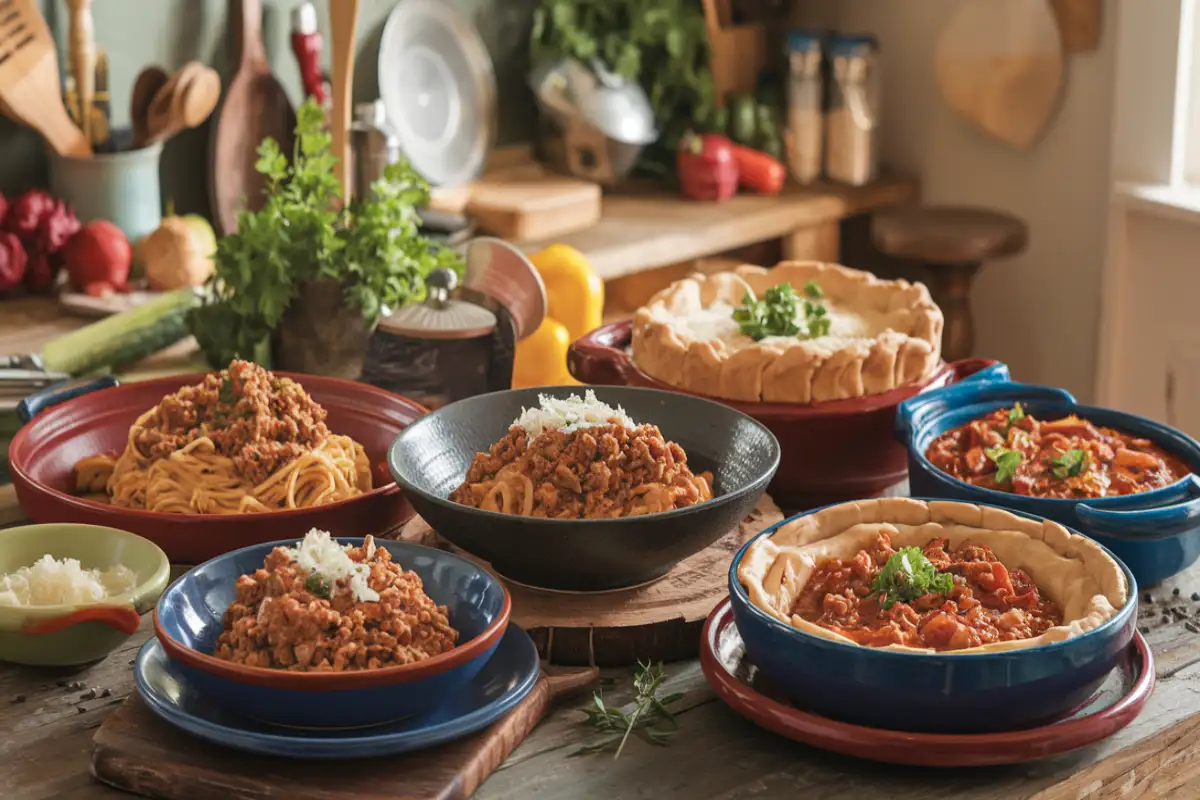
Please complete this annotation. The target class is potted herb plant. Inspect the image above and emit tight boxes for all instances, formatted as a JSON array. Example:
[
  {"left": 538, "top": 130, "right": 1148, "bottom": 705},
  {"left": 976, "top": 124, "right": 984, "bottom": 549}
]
[{"left": 189, "top": 99, "right": 462, "bottom": 378}]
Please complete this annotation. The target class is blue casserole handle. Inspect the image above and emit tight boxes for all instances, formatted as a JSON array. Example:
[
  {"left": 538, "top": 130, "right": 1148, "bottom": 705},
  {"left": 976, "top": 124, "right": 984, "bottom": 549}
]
[
  {"left": 17, "top": 376, "right": 120, "bottom": 423},
  {"left": 1075, "top": 475, "right": 1200, "bottom": 540},
  {"left": 894, "top": 362, "right": 1078, "bottom": 443}
]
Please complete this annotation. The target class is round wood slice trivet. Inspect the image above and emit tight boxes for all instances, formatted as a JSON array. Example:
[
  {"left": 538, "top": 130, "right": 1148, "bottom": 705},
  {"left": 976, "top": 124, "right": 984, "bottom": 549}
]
[{"left": 388, "top": 494, "right": 783, "bottom": 667}]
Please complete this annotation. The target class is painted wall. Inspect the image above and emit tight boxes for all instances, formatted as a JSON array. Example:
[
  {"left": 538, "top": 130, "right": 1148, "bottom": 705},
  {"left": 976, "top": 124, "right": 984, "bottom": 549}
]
[
  {"left": 1, "top": 1, "right": 537, "bottom": 211},
  {"left": 793, "top": 0, "right": 1118, "bottom": 401}
]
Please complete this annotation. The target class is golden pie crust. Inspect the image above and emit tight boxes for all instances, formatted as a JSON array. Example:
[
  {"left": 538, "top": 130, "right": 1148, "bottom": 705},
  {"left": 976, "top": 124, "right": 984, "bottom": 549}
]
[
  {"left": 738, "top": 498, "right": 1128, "bottom": 654},
  {"left": 631, "top": 261, "right": 944, "bottom": 404}
]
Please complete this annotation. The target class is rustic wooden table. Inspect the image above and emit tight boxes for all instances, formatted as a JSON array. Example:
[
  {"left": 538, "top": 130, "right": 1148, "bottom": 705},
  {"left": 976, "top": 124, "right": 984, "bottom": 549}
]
[{"left": 3, "top": 502, "right": 1200, "bottom": 800}]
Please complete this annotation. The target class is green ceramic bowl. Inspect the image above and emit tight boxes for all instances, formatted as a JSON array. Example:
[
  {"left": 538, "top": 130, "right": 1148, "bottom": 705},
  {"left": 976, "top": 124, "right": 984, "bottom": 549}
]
[{"left": 0, "top": 524, "right": 170, "bottom": 666}]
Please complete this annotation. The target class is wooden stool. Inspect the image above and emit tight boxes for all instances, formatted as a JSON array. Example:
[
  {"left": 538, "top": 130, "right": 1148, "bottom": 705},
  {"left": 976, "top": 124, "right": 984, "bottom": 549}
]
[{"left": 871, "top": 207, "right": 1028, "bottom": 362}]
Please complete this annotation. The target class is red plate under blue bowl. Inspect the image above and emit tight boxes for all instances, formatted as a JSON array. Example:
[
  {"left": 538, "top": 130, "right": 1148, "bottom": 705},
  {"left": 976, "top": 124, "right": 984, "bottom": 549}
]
[{"left": 699, "top": 597, "right": 1155, "bottom": 767}]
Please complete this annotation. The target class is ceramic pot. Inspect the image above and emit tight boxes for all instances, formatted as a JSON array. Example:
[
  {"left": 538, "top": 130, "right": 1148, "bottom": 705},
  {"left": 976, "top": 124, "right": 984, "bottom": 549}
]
[{"left": 274, "top": 278, "right": 373, "bottom": 379}]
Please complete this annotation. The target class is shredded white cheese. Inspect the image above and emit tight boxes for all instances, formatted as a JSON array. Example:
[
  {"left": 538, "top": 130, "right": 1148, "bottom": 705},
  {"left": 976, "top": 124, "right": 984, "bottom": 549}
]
[
  {"left": 282, "top": 529, "right": 380, "bottom": 603},
  {"left": 512, "top": 390, "right": 638, "bottom": 439},
  {"left": 0, "top": 555, "right": 137, "bottom": 607}
]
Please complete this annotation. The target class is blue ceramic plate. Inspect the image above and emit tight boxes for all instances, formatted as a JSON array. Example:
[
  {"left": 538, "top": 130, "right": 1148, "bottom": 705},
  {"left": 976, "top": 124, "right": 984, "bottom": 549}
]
[{"left": 134, "top": 625, "right": 541, "bottom": 759}]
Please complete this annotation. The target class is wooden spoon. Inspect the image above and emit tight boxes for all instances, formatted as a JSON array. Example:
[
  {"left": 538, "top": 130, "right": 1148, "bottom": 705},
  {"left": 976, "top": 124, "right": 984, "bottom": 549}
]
[
  {"left": 144, "top": 63, "right": 220, "bottom": 145},
  {"left": 66, "top": 0, "right": 95, "bottom": 143},
  {"left": 0, "top": 0, "right": 91, "bottom": 157},
  {"left": 329, "top": 0, "right": 360, "bottom": 200},
  {"left": 130, "top": 66, "right": 169, "bottom": 148}
]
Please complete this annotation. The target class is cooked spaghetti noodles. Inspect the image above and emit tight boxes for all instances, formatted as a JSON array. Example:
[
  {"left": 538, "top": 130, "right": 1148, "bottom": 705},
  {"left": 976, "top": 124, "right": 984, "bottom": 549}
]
[
  {"left": 450, "top": 391, "right": 714, "bottom": 519},
  {"left": 71, "top": 361, "right": 373, "bottom": 515}
]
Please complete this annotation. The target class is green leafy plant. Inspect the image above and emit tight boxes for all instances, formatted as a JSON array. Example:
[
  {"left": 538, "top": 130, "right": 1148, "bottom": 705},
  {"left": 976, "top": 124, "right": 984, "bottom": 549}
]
[
  {"left": 576, "top": 661, "right": 682, "bottom": 759},
  {"left": 530, "top": 0, "right": 715, "bottom": 175},
  {"left": 189, "top": 99, "right": 462, "bottom": 367},
  {"left": 871, "top": 547, "right": 954, "bottom": 610}
]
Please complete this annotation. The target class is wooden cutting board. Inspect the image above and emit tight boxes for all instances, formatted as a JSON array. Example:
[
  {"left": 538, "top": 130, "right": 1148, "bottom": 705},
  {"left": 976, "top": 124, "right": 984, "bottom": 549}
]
[
  {"left": 428, "top": 146, "right": 601, "bottom": 242},
  {"left": 91, "top": 666, "right": 598, "bottom": 800},
  {"left": 935, "top": 0, "right": 1065, "bottom": 149},
  {"left": 208, "top": 0, "right": 297, "bottom": 235}
]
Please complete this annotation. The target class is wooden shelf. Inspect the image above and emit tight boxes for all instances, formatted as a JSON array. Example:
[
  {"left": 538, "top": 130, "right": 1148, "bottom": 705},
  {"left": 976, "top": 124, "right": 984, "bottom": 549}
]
[{"left": 520, "top": 175, "right": 919, "bottom": 281}]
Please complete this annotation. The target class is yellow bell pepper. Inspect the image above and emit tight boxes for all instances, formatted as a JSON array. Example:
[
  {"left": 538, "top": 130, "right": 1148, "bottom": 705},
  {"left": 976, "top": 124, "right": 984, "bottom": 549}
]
[
  {"left": 512, "top": 317, "right": 577, "bottom": 388},
  {"left": 528, "top": 244, "right": 605, "bottom": 343}
]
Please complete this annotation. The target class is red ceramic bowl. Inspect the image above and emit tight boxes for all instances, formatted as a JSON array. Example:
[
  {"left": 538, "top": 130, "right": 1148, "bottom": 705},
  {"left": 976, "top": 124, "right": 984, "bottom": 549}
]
[
  {"left": 568, "top": 320, "right": 996, "bottom": 509},
  {"left": 7, "top": 373, "right": 426, "bottom": 564}
]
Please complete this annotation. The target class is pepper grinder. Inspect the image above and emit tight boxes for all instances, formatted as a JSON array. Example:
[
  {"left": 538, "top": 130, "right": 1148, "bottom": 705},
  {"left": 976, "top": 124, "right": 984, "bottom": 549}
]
[{"left": 350, "top": 99, "right": 401, "bottom": 203}]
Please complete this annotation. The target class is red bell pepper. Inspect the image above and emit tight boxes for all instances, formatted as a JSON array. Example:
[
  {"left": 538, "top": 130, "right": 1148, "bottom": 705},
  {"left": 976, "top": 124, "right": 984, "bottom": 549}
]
[{"left": 677, "top": 131, "right": 739, "bottom": 202}]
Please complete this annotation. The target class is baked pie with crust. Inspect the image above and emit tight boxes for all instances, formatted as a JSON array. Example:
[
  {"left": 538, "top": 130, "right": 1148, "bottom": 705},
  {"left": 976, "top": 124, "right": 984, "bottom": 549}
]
[{"left": 631, "top": 261, "right": 944, "bottom": 404}]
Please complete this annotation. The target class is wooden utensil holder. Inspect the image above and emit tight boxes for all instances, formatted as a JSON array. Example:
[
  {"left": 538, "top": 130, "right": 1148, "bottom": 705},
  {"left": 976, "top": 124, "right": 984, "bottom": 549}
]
[{"left": 703, "top": 0, "right": 768, "bottom": 106}]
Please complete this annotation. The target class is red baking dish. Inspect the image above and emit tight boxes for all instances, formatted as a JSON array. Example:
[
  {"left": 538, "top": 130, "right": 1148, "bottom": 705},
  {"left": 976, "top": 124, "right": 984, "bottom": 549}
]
[
  {"left": 568, "top": 320, "right": 995, "bottom": 510},
  {"left": 7, "top": 373, "right": 426, "bottom": 564}
]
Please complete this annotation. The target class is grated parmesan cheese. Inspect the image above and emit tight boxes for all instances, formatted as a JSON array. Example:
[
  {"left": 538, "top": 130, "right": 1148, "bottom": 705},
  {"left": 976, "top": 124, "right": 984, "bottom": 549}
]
[
  {"left": 0, "top": 555, "right": 137, "bottom": 607},
  {"left": 282, "top": 529, "right": 380, "bottom": 603},
  {"left": 512, "top": 390, "right": 638, "bottom": 439}
]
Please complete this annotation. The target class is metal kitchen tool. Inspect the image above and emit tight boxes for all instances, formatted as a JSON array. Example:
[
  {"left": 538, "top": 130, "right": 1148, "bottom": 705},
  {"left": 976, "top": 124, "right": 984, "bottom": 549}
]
[
  {"left": 531, "top": 57, "right": 658, "bottom": 185},
  {"left": 378, "top": 0, "right": 497, "bottom": 187},
  {"left": 349, "top": 99, "right": 402, "bottom": 202}
]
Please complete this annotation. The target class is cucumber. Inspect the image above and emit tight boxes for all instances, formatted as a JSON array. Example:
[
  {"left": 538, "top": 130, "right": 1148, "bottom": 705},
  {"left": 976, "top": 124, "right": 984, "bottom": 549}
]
[{"left": 41, "top": 288, "right": 202, "bottom": 376}]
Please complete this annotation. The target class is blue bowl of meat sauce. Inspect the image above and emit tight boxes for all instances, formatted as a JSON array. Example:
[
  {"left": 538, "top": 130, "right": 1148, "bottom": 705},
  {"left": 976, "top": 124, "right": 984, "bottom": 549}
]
[
  {"left": 154, "top": 535, "right": 511, "bottom": 729},
  {"left": 894, "top": 362, "right": 1200, "bottom": 587},
  {"left": 730, "top": 498, "right": 1136, "bottom": 734}
]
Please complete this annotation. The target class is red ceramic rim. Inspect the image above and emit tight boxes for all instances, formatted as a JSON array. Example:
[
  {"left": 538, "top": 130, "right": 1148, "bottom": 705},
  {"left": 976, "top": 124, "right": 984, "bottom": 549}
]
[
  {"left": 154, "top": 585, "right": 512, "bottom": 692},
  {"left": 7, "top": 371, "right": 426, "bottom": 525},
  {"left": 22, "top": 605, "right": 142, "bottom": 636},
  {"left": 699, "top": 597, "right": 1154, "bottom": 767},
  {"left": 568, "top": 320, "right": 994, "bottom": 418}
]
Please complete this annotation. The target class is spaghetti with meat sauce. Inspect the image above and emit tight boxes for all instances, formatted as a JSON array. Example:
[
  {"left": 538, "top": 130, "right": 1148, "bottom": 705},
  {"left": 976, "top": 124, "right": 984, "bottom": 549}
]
[
  {"left": 71, "top": 361, "right": 373, "bottom": 514},
  {"left": 214, "top": 531, "right": 457, "bottom": 671},
  {"left": 796, "top": 531, "right": 1063, "bottom": 651},
  {"left": 925, "top": 403, "right": 1191, "bottom": 498},
  {"left": 449, "top": 391, "right": 713, "bottom": 518}
]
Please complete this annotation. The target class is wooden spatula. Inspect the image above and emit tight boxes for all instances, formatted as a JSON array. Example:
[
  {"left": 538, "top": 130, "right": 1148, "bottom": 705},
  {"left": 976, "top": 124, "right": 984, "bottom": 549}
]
[
  {"left": 144, "top": 62, "right": 220, "bottom": 145},
  {"left": 329, "top": 0, "right": 360, "bottom": 200},
  {"left": 130, "top": 66, "right": 169, "bottom": 148},
  {"left": 0, "top": 0, "right": 91, "bottom": 157},
  {"left": 934, "top": 0, "right": 1064, "bottom": 149}
]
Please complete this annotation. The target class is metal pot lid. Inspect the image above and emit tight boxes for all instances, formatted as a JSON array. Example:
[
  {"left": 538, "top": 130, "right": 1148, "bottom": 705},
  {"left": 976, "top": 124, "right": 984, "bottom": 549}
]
[
  {"left": 380, "top": 268, "right": 497, "bottom": 340},
  {"left": 378, "top": 0, "right": 497, "bottom": 187},
  {"left": 531, "top": 57, "right": 658, "bottom": 146}
]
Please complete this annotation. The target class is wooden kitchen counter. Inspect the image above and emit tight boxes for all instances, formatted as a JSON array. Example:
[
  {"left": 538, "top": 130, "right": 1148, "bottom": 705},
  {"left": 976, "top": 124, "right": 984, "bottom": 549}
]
[{"left": 522, "top": 175, "right": 918, "bottom": 281}]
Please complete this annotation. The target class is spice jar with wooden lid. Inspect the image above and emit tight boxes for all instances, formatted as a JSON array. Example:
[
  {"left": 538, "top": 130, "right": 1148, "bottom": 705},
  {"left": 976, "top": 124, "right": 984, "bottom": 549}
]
[{"left": 825, "top": 33, "right": 881, "bottom": 187}]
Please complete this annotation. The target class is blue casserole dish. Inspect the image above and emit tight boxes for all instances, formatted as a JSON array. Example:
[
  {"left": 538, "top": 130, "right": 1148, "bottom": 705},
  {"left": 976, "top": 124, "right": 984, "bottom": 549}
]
[
  {"left": 154, "top": 538, "right": 511, "bottom": 729},
  {"left": 729, "top": 500, "right": 1137, "bottom": 734},
  {"left": 895, "top": 362, "right": 1200, "bottom": 587}
]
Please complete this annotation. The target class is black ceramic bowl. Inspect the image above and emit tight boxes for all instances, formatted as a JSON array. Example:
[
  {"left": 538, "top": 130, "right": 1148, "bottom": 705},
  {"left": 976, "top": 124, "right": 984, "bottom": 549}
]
[{"left": 388, "top": 386, "right": 781, "bottom": 591}]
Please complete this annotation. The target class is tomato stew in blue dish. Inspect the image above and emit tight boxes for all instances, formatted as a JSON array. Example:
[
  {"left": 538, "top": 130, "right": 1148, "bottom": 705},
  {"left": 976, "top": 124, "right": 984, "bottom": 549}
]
[{"left": 896, "top": 363, "right": 1200, "bottom": 586}]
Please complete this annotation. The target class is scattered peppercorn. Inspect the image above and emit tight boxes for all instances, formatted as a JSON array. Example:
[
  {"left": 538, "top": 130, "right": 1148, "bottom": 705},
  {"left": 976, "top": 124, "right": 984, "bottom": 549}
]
[
  {"left": 79, "top": 688, "right": 97, "bottom": 701},
  {"left": 1139, "top": 625, "right": 1149, "bottom": 634},
  {"left": 1144, "top": 593, "right": 1154, "bottom": 603},
  {"left": 10, "top": 695, "right": 25, "bottom": 704},
  {"left": 100, "top": 688, "right": 112, "bottom": 698},
  {"left": 1174, "top": 588, "right": 1181, "bottom": 596},
  {"left": 1192, "top": 593, "right": 1200, "bottom": 602},
  {"left": 1188, "top": 622, "right": 1200, "bottom": 633},
  {"left": 76, "top": 706, "right": 86, "bottom": 714}
]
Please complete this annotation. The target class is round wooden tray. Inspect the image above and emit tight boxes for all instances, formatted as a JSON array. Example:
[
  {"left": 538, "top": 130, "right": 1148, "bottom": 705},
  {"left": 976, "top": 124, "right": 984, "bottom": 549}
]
[{"left": 393, "top": 494, "right": 783, "bottom": 667}]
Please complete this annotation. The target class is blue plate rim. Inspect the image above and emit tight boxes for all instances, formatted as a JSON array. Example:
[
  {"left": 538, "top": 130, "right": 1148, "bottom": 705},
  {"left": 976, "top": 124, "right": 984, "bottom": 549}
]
[{"left": 133, "top": 624, "right": 541, "bottom": 758}]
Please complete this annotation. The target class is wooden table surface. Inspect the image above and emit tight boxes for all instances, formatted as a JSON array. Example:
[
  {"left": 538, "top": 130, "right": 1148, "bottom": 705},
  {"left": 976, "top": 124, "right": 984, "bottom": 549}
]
[{"left": 3, "top": 499, "right": 1200, "bottom": 800}]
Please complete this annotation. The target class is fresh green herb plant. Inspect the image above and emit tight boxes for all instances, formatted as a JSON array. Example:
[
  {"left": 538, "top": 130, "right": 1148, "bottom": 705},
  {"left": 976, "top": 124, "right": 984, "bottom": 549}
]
[
  {"left": 189, "top": 99, "right": 462, "bottom": 367},
  {"left": 530, "top": 0, "right": 715, "bottom": 175},
  {"left": 986, "top": 446, "right": 1023, "bottom": 484},
  {"left": 871, "top": 547, "right": 954, "bottom": 610},
  {"left": 1050, "top": 448, "right": 1088, "bottom": 479},
  {"left": 732, "top": 282, "right": 830, "bottom": 341},
  {"left": 577, "top": 661, "right": 683, "bottom": 759}
]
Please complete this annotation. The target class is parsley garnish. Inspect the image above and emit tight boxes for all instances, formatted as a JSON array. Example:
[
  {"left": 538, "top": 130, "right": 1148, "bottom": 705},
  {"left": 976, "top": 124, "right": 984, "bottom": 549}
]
[
  {"left": 732, "top": 281, "right": 830, "bottom": 341},
  {"left": 986, "top": 446, "right": 1023, "bottom": 484},
  {"left": 870, "top": 547, "right": 954, "bottom": 610},
  {"left": 1050, "top": 448, "right": 1087, "bottom": 479},
  {"left": 576, "top": 661, "right": 682, "bottom": 759},
  {"left": 1007, "top": 403, "right": 1025, "bottom": 429},
  {"left": 304, "top": 573, "right": 330, "bottom": 599}
]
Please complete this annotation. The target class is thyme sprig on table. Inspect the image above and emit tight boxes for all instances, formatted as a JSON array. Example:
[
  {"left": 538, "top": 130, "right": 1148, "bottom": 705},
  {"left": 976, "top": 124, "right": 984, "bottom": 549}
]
[{"left": 575, "top": 661, "right": 683, "bottom": 759}]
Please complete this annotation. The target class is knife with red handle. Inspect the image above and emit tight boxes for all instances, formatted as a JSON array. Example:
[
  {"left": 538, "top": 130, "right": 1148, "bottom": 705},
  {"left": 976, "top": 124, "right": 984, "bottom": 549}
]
[{"left": 290, "top": 2, "right": 327, "bottom": 105}]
